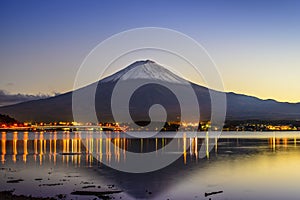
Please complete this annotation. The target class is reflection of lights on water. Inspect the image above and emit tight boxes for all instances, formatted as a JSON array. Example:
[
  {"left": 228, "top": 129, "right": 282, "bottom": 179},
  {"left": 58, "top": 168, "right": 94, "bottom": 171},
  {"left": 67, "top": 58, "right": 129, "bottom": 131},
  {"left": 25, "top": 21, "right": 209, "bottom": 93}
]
[
  {"left": 189, "top": 138, "right": 192, "bottom": 155},
  {"left": 39, "top": 132, "right": 44, "bottom": 165},
  {"left": 5, "top": 132, "right": 299, "bottom": 166},
  {"left": 53, "top": 133, "right": 57, "bottom": 165},
  {"left": 12, "top": 132, "right": 18, "bottom": 163},
  {"left": 23, "top": 132, "right": 28, "bottom": 163},
  {"left": 123, "top": 138, "right": 126, "bottom": 161},
  {"left": 34, "top": 133, "right": 38, "bottom": 162},
  {"left": 206, "top": 132, "right": 209, "bottom": 159},
  {"left": 183, "top": 133, "right": 186, "bottom": 165},
  {"left": 1, "top": 132, "right": 6, "bottom": 164},
  {"left": 273, "top": 135, "right": 276, "bottom": 150},
  {"left": 194, "top": 137, "right": 198, "bottom": 161},
  {"left": 114, "top": 137, "right": 120, "bottom": 163},
  {"left": 267, "top": 135, "right": 299, "bottom": 151},
  {"left": 105, "top": 137, "right": 110, "bottom": 164},
  {"left": 188, "top": 137, "right": 198, "bottom": 161},
  {"left": 283, "top": 138, "right": 288, "bottom": 148}
]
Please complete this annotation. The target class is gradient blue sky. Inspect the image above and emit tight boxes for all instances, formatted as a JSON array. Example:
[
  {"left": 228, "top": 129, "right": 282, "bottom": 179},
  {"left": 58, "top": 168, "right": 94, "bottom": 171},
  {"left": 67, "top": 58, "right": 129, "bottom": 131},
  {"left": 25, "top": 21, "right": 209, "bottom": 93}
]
[{"left": 1, "top": 0, "right": 300, "bottom": 102}]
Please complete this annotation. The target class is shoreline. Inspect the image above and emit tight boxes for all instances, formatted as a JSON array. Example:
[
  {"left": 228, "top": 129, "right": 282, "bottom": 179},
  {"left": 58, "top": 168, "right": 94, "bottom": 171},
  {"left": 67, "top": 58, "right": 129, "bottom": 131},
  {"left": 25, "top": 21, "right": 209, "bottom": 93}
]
[{"left": 0, "top": 190, "right": 56, "bottom": 200}]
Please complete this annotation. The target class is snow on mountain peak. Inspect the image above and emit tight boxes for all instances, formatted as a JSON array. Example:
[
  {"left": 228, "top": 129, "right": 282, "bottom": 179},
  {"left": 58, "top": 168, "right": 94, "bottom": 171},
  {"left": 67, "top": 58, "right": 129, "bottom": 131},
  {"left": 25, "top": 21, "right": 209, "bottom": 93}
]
[{"left": 101, "top": 60, "right": 189, "bottom": 84}]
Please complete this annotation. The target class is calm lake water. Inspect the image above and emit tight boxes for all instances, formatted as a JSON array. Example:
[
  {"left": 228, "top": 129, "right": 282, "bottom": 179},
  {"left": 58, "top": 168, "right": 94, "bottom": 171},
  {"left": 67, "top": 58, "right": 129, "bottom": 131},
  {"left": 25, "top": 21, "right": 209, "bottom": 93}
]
[{"left": 1, "top": 131, "right": 300, "bottom": 199}]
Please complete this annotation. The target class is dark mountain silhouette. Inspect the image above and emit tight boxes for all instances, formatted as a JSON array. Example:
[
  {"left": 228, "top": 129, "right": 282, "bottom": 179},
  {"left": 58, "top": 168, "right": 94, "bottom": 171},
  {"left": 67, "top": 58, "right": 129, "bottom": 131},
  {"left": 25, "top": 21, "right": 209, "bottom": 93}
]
[
  {"left": 0, "top": 60, "right": 300, "bottom": 123},
  {"left": 0, "top": 114, "right": 18, "bottom": 124}
]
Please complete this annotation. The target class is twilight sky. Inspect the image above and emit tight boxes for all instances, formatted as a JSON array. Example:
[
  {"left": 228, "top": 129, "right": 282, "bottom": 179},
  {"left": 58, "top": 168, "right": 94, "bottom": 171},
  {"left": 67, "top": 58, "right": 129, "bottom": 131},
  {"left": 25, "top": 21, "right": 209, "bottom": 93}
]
[{"left": 0, "top": 0, "right": 300, "bottom": 103}]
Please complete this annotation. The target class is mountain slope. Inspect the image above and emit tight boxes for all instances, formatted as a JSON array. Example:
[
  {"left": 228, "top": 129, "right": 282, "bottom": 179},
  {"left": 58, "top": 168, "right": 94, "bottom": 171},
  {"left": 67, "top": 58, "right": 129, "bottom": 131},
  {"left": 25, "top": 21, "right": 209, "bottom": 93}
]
[{"left": 0, "top": 60, "right": 300, "bottom": 122}]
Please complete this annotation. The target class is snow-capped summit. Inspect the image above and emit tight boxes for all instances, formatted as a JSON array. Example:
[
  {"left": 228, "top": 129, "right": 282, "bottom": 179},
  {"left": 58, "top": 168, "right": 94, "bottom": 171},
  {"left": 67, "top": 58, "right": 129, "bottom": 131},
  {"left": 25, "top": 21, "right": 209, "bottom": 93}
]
[{"left": 101, "top": 60, "right": 188, "bottom": 84}]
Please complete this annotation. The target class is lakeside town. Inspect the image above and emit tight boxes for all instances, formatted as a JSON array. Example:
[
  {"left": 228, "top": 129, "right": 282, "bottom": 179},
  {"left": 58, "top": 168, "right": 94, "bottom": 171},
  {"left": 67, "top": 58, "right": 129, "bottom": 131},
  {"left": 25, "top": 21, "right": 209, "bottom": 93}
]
[{"left": 1, "top": 113, "right": 300, "bottom": 132}]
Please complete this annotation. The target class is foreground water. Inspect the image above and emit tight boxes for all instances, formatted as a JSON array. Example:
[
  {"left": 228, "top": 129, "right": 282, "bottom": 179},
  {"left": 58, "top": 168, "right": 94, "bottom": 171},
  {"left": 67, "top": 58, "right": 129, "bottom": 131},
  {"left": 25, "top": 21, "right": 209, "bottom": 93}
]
[{"left": 1, "top": 131, "right": 300, "bottom": 199}]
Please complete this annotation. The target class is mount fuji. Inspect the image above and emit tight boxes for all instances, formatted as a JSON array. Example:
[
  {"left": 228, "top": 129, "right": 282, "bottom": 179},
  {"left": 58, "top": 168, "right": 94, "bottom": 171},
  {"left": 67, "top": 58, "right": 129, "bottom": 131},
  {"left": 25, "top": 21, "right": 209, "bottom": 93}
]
[{"left": 1, "top": 60, "right": 300, "bottom": 123}]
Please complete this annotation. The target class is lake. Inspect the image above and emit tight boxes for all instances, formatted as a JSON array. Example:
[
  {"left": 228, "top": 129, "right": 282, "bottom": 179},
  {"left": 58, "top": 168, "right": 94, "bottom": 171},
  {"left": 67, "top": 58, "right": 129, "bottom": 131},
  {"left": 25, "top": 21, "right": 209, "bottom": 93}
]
[{"left": 1, "top": 131, "right": 300, "bottom": 199}]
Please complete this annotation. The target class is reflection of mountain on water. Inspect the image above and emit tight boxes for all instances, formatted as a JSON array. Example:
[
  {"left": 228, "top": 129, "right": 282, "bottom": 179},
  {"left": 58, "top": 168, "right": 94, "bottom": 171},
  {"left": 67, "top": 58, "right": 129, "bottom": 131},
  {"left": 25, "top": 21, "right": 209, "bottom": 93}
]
[
  {"left": 88, "top": 137, "right": 201, "bottom": 199},
  {"left": 93, "top": 155, "right": 200, "bottom": 199}
]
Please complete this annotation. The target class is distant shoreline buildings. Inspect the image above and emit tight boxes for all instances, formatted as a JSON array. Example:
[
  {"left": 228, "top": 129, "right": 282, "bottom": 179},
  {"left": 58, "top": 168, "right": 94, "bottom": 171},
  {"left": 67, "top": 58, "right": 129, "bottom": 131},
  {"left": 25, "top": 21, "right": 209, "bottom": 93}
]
[{"left": 1, "top": 118, "right": 300, "bottom": 132}]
